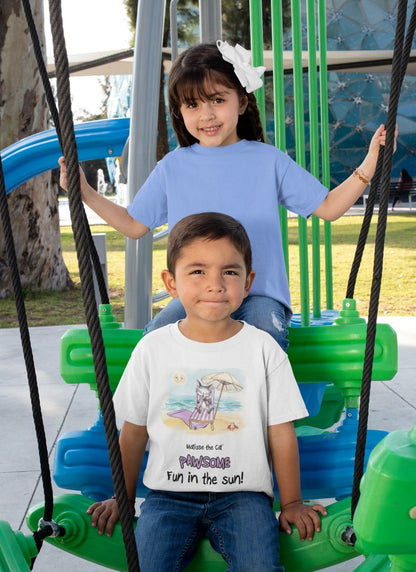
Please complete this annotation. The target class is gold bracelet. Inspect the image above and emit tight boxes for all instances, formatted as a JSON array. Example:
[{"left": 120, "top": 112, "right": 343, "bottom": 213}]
[{"left": 353, "top": 168, "right": 371, "bottom": 186}]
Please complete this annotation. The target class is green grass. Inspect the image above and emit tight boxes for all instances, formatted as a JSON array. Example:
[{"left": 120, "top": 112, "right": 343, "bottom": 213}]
[
  {"left": 287, "top": 213, "right": 416, "bottom": 317},
  {"left": 0, "top": 213, "right": 415, "bottom": 328}
]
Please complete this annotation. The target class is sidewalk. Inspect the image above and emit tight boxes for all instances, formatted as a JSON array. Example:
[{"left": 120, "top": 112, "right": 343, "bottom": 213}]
[{"left": 0, "top": 317, "right": 415, "bottom": 571}]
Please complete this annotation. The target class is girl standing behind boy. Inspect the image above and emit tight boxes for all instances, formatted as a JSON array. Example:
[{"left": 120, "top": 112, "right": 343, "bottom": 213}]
[{"left": 59, "top": 40, "right": 393, "bottom": 351}]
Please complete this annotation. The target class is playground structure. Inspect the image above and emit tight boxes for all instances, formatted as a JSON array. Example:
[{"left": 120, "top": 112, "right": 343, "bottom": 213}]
[{"left": 0, "top": 0, "right": 415, "bottom": 571}]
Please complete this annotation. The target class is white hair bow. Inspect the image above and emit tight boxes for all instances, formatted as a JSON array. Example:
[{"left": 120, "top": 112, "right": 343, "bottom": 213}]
[{"left": 217, "top": 40, "right": 266, "bottom": 94}]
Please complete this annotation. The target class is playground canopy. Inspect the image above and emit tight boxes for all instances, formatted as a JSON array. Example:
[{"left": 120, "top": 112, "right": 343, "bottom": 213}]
[{"left": 47, "top": 48, "right": 416, "bottom": 76}]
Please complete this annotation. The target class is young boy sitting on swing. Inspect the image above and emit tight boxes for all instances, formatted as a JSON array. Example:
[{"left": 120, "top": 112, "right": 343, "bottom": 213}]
[{"left": 88, "top": 211, "right": 326, "bottom": 571}]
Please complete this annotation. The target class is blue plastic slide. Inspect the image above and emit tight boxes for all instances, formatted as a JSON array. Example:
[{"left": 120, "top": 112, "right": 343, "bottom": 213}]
[{"left": 1, "top": 117, "right": 130, "bottom": 194}]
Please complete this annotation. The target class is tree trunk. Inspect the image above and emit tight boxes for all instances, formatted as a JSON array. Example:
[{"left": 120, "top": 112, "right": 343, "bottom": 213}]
[{"left": 0, "top": 0, "right": 72, "bottom": 297}]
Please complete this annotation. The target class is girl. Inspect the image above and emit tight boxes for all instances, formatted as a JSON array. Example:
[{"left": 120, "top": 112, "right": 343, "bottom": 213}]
[{"left": 59, "top": 40, "right": 393, "bottom": 351}]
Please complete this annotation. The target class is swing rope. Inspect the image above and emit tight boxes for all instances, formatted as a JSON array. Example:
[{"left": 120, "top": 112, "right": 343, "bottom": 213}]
[
  {"left": 346, "top": 0, "right": 416, "bottom": 300},
  {"left": 21, "top": 0, "right": 110, "bottom": 307},
  {"left": 350, "top": 0, "right": 416, "bottom": 519},
  {"left": 47, "top": 0, "right": 139, "bottom": 568},
  {"left": 0, "top": 156, "right": 64, "bottom": 562}
]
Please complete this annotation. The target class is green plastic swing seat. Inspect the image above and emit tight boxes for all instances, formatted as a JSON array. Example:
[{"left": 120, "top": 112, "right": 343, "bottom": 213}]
[
  {"left": 26, "top": 495, "right": 360, "bottom": 571},
  {"left": 0, "top": 521, "right": 37, "bottom": 571}
]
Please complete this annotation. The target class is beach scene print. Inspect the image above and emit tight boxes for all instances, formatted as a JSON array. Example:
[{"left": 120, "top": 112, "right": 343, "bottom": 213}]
[{"left": 165, "top": 371, "right": 245, "bottom": 435}]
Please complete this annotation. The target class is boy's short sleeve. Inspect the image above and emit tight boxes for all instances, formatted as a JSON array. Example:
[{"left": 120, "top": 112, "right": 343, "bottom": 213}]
[
  {"left": 266, "top": 348, "right": 309, "bottom": 426},
  {"left": 113, "top": 342, "right": 150, "bottom": 426}
]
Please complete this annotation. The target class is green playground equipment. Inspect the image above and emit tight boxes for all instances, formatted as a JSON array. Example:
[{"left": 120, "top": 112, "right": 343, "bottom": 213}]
[
  {"left": 60, "top": 304, "right": 144, "bottom": 397},
  {"left": 26, "top": 495, "right": 361, "bottom": 572},
  {"left": 25, "top": 423, "right": 416, "bottom": 571},
  {"left": 60, "top": 300, "right": 397, "bottom": 405},
  {"left": 354, "top": 423, "right": 416, "bottom": 572},
  {"left": 1, "top": 0, "right": 415, "bottom": 571},
  {"left": 0, "top": 521, "right": 37, "bottom": 571}
]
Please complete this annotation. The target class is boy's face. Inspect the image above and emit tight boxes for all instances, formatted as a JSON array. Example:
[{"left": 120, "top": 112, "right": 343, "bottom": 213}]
[{"left": 162, "top": 237, "right": 255, "bottom": 327}]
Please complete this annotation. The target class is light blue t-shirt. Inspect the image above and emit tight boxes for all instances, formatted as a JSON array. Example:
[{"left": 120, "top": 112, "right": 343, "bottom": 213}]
[{"left": 127, "top": 139, "right": 328, "bottom": 314}]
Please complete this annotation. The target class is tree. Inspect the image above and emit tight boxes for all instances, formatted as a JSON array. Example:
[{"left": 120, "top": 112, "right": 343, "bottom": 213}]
[
  {"left": 0, "top": 0, "right": 72, "bottom": 297},
  {"left": 222, "top": 0, "right": 291, "bottom": 48}
]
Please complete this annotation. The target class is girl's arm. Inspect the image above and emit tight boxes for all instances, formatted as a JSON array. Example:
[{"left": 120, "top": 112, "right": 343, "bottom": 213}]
[
  {"left": 313, "top": 124, "right": 396, "bottom": 221},
  {"left": 58, "top": 157, "right": 149, "bottom": 239},
  {"left": 268, "top": 422, "right": 327, "bottom": 541},
  {"left": 87, "top": 422, "right": 148, "bottom": 536}
]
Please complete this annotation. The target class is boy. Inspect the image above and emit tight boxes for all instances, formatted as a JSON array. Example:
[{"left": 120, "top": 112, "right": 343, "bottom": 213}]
[{"left": 88, "top": 212, "right": 326, "bottom": 571}]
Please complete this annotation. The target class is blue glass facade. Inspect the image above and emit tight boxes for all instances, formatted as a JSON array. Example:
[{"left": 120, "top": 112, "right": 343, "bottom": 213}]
[{"left": 280, "top": 0, "right": 416, "bottom": 185}]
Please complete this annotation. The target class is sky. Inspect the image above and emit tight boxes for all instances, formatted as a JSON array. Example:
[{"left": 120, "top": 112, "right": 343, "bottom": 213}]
[{"left": 43, "top": 0, "right": 131, "bottom": 116}]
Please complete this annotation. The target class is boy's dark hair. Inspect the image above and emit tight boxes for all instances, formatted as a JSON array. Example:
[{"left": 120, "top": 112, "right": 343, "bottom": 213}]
[
  {"left": 168, "top": 42, "right": 265, "bottom": 147},
  {"left": 167, "top": 212, "right": 252, "bottom": 275}
]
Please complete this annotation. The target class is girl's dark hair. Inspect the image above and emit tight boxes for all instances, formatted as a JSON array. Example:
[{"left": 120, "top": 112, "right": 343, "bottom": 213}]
[
  {"left": 167, "top": 212, "right": 252, "bottom": 275},
  {"left": 168, "top": 42, "right": 265, "bottom": 147}
]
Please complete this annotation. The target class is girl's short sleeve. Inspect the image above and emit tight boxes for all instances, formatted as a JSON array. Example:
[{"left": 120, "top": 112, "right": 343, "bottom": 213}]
[
  {"left": 277, "top": 154, "right": 328, "bottom": 218},
  {"left": 127, "top": 162, "right": 168, "bottom": 230}
]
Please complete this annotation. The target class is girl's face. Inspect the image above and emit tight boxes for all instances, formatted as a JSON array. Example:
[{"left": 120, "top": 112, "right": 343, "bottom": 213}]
[{"left": 179, "top": 82, "right": 248, "bottom": 147}]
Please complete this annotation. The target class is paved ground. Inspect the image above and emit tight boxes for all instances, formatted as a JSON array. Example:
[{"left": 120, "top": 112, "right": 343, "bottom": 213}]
[{"left": 0, "top": 316, "right": 415, "bottom": 571}]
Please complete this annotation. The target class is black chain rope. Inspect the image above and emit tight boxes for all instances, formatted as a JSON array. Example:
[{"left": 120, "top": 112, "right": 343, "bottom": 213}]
[
  {"left": 350, "top": 0, "right": 415, "bottom": 519},
  {"left": 47, "top": 1, "right": 139, "bottom": 569},
  {"left": 346, "top": 1, "right": 416, "bottom": 300},
  {"left": 21, "top": 0, "right": 109, "bottom": 306},
  {"left": 0, "top": 157, "right": 58, "bottom": 549}
]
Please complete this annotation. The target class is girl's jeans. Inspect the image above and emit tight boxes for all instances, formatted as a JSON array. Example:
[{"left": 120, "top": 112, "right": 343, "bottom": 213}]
[
  {"left": 145, "top": 295, "right": 290, "bottom": 352},
  {"left": 135, "top": 490, "right": 284, "bottom": 572}
]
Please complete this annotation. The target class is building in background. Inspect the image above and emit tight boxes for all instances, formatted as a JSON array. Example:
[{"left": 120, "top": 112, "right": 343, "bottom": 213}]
[
  {"left": 107, "top": 0, "right": 416, "bottom": 188},
  {"left": 281, "top": 0, "right": 416, "bottom": 186}
]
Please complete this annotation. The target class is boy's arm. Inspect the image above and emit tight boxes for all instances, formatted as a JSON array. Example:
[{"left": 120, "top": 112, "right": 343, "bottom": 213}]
[
  {"left": 119, "top": 421, "right": 149, "bottom": 501},
  {"left": 87, "top": 421, "right": 148, "bottom": 536},
  {"left": 58, "top": 157, "right": 149, "bottom": 239},
  {"left": 313, "top": 124, "right": 396, "bottom": 222},
  {"left": 268, "top": 422, "right": 327, "bottom": 541}
]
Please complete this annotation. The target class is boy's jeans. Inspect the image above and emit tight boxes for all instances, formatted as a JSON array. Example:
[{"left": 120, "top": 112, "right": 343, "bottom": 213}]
[
  {"left": 135, "top": 490, "right": 284, "bottom": 571},
  {"left": 145, "top": 295, "right": 290, "bottom": 351}
]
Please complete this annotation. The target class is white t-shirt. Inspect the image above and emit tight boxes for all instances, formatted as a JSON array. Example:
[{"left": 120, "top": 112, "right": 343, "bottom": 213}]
[
  {"left": 127, "top": 140, "right": 328, "bottom": 315},
  {"left": 114, "top": 322, "right": 308, "bottom": 498}
]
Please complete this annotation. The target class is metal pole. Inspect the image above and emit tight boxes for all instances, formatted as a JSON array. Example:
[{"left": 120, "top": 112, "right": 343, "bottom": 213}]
[
  {"left": 306, "top": 0, "right": 321, "bottom": 318},
  {"left": 249, "top": 0, "right": 266, "bottom": 125},
  {"left": 125, "top": 0, "right": 167, "bottom": 329},
  {"left": 271, "top": 0, "right": 290, "bottom": 277},
  {"left": 291, "top": 0, "right": 310, "bottom": 327},
  {"left": 170, "top": 0, "right": 179, "bottom": 62},
  {"left": 318, "top": 0, "right": 334, "bottom": 311},
  {"left": 199, "top": 0, "right": 222, "bottom": 42}
]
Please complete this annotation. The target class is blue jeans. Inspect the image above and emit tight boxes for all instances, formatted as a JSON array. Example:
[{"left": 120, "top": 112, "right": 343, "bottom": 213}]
[
  {"left": 135, "top": 490, "right": 283, "bottom": 571},
  {"left": 146, "top": 296, "right": 290, "bottom": 352}
]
